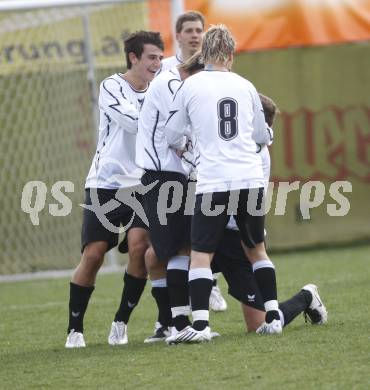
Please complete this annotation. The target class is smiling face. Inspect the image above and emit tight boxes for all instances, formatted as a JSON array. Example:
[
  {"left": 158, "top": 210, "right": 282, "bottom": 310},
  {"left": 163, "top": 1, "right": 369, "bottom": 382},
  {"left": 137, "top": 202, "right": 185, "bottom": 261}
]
[
  {"left": 130, "top": 44, "right": 164, "bottom": 83},
  {"left": 176, "top": 20, "right": 204, "bottom": 60}
]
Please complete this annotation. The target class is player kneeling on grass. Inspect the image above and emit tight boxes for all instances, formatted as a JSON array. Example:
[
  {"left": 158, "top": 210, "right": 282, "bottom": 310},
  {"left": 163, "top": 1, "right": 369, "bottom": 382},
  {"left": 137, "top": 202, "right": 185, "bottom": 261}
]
[
  {"left": 164, "top": 24, "right": 283, "bottom": 343},
  {"left": 213, "top": 221, "right": 328, "bottom": 332}
]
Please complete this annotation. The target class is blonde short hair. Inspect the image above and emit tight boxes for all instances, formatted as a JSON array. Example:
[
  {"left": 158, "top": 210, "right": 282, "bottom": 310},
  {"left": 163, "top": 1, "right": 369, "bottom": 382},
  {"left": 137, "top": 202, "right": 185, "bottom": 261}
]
[{"left": 201, "top": 24, "right": 235, "bottom": 65}]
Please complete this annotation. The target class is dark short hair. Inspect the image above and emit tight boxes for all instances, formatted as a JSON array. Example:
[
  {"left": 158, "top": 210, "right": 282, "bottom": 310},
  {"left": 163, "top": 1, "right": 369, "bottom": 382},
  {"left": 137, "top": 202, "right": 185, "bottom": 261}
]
[
  {"left": 259, "top": 93, "right": 279, "bottom": 127},
  {"left": 124, "top": 30, "right": 164, "bottom": 69},
  {"left": 175, "top": 10, "right": 205, "bottom": 33}
]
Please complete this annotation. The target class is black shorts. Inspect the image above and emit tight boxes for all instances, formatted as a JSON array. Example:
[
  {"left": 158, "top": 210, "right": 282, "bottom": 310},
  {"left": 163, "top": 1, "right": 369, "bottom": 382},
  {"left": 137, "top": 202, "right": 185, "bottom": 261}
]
[
  {"left": 81, "top": 188, "right": 144, "bottom": 252},
  {"left": 128, "top": 206, "right": 148, "bottom": 230},
  {"left": 117, "top": 210, "right": 148, "bottom": 254},
  {"left": 141, "top": 170, "right": 191, "bottom": 261},
  {"left": 191, "top": 188, "right": 265, "bottom": 253},
  {"left": 212, "top": 228, "right": 264, "bottom": 310}
]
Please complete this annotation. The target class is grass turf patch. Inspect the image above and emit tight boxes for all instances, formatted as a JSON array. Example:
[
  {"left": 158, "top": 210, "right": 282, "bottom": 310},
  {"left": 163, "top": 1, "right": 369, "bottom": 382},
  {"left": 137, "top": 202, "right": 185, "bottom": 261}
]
[{"left": 0, "top": 245, "right": 369, "bottom": 389}]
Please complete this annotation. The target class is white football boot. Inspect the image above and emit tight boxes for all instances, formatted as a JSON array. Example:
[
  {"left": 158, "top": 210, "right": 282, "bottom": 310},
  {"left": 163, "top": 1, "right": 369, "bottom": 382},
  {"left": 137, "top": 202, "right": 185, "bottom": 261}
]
[
  {"left": 209, "top": 285, "right": 227, "bottom": 312},
  {"left": 256, "top": 319, "right": 283, "bottom": 335},
  {"left": 108, "top": 321, "right": 128, "bottom": 345},
  {"left": 65, "top": 329, "right": 86, "bottom": 348},
  {"left": 167, "top": 326, "right": 213, "bottom": 344},
  {"left": 302, "top": 284, "right": 328, "bottom": 325}
]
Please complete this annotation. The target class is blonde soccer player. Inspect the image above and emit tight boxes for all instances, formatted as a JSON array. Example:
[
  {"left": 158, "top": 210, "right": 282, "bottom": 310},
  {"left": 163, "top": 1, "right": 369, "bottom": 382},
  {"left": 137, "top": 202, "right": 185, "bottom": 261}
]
[{"left": 165, "top": 25, "right": 282, "bottom": 342}]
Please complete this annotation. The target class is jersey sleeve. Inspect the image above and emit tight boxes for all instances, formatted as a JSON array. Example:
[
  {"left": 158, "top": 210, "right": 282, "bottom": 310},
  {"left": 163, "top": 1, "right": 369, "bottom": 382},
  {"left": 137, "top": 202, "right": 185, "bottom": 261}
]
[
  {"left": 99, "top": 78, "right": 139, "bottom": 134},
  {"left": 164, "top": 82, "right": 189, "bottom": 150},
  {"left": 250, "top": 87, "right": 271, "bottom": 145}
]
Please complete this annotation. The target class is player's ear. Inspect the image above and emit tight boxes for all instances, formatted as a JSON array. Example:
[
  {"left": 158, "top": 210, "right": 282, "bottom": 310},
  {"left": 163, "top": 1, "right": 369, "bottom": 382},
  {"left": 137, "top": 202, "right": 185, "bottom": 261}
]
[{"left": 129, "top": 52, "right": 138, "bottom": 66}]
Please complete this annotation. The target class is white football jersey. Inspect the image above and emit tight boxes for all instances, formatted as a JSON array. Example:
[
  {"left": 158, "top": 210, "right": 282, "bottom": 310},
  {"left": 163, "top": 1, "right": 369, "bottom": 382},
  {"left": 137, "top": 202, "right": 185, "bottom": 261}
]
[
  {"left": 259, "top": 145, "right": 271, "bottom": 188},
  {"left": 256, "top": 124, "right": 273, "bottom": 189},
  {"left": 135, "top": 68, "right": 188, "bottom": 175},
  {"left": 165, "top": 70, "right": 268, "bottom": 194},
  {"left": 227, "top": 143, "right": 272, "bottom": 231},
  {"left": 157, "top": 54, "right": 182, "bottom": 74},
  {"left": 85, "top": 73, "right": 146, "bottom": 189}
]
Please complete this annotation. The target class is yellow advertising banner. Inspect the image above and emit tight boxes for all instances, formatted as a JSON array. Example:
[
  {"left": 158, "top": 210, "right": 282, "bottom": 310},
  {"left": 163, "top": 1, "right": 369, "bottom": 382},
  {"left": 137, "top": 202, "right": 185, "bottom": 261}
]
[
  {"left": 0, "top": 2, "right": 149, "bottom": 74},
  {"left": 185, "top": 0, "right": 370, "bottom": 51},
  {"left": 0, "top": 1, "right": 176, "bottom": 75}
]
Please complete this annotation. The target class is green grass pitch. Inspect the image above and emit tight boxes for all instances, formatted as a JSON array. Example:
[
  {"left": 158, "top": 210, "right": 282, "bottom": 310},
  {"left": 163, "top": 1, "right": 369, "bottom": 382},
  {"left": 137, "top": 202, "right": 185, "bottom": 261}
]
[{"left": 1, "top": 245, "right": 369, "bottom": 389}]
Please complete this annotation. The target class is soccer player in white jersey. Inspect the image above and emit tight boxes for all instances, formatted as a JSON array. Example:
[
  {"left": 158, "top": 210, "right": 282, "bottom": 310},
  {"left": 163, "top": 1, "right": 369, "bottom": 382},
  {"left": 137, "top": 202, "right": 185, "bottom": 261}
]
[
  {"left": 135, "top": 55, "right": 208, "bottom": 342},
  {"left": 65, "top": 31, "right": 164, "bottom": 348},
  {"left": 165, "top": 25, "right": 282, "bottom": 342},
  {"left": 159, "top": 10, "right": 229, "bottom": 313},
  {"left": 158, "top": 10, "right": 204, "bottom": 73}
]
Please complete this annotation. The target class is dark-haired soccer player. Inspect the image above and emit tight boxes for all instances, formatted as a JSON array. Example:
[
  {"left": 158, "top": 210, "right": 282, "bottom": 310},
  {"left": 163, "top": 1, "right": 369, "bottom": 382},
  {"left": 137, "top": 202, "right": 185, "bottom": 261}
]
[{"left": 65, "top": 31, "right": 164, "bottom": 348}]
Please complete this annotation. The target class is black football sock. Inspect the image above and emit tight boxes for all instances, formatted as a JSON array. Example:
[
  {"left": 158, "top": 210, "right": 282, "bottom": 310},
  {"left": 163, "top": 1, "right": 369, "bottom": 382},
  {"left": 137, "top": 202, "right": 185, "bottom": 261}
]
[
  {"left": 114, "top": 272, "right": 146, "bottom": 323},
  {"left": 279, "top": 290, "right": 312, "bottom": 326},
  {"left": 167, "top": 256, "right": 191, "bottom": 331},
  {"left": 252, "top": 259, "right": 279, "bottom": 322},
  {"left": 150, "top": 279, "right": 172, "bottom": 328},
  {"left": 68, "top": 282, "right": 95, "bottom": 333},
  {"left": 211, "top": 260, "right": 221, "bottom": 287},
  {"left": 189, "top": 267, "right": 213, "bottom": 331},
  {"left": 210, "top": 258, "right": 221, "bottom": 274}
]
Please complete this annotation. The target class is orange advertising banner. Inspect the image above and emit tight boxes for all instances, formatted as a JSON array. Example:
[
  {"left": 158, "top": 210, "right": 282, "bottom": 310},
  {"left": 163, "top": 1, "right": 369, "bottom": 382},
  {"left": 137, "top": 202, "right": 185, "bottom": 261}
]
[{"left": 185, "top": 0, "right": 370, "bottom": 51}]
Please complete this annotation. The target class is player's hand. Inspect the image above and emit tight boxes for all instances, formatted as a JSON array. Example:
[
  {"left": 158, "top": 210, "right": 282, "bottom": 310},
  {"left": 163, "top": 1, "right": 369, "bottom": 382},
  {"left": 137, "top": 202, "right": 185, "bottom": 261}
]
[{"left": 176, "top": 149, "right": 185, "bottom": 157}]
